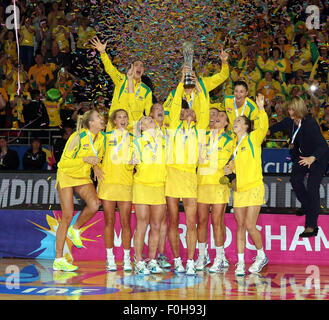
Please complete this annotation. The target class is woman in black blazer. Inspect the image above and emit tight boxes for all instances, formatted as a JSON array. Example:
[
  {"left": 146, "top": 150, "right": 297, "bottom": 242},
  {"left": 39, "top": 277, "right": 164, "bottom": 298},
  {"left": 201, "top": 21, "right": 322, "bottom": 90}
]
[{"left": 269, "top": 96, "right": 329, "bottom": 237}]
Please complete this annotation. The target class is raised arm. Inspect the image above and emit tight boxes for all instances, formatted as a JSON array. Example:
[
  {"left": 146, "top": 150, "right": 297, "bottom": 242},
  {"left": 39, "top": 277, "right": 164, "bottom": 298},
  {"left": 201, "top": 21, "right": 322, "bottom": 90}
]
[
  {"left": 90, "top": 36, "right": 124, "bottom": 86},
  {"left": 251, "top": 94, "right": 269, "bottom": 145},
  {"left": 201, "top": 44, "right": 229, "bottom": 92},
  {"left": 195, "top": 73, "right": 209, "bottom": 130},
  {"left": 169, "top": 71, "right": 185, "bottom": 129}
]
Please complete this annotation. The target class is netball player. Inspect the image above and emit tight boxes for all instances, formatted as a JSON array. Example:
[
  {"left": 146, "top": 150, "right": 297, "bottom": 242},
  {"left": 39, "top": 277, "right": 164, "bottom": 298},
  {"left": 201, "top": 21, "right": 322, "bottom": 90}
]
[
  {"left": 132, "top": 116, "right": 167, "bottom": 275},
  {"left": 224, "top": 93, "right": 269, "bottom": 276},
  {"left": 53, "top": 110, "right": 105, "bottom": 272},
  {"left": 166, "top": 68, "right": 209, "bottom": 276},
  {"left": 97, "top": 109, "right": 134, "bottom": 272},
  {"left": 196, "top": 108, "right": 234, "bottom": 272}
]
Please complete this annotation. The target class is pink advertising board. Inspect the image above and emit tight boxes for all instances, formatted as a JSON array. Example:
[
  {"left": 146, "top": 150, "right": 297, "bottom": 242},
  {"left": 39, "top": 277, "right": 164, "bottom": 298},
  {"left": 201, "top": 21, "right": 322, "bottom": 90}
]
[{"left": 55, "top": 210, "right": 329, "bottom": 265}]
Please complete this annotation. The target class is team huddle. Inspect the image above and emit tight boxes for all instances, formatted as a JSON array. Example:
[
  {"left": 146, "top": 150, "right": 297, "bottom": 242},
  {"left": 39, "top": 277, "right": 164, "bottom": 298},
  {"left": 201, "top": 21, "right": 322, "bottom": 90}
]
[{"left": 52, "top": 36, "right": 270, "bottom": 277}]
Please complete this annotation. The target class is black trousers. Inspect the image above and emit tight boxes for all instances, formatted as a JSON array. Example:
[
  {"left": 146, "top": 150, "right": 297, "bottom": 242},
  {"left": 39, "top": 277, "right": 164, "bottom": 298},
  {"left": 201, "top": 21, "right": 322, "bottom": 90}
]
[{"left": 290, "top": 161, "right": 327, "bottom": 228}]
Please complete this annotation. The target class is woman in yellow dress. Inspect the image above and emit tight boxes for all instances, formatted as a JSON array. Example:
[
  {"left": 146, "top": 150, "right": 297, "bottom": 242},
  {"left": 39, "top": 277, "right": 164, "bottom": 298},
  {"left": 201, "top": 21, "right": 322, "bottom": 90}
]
[
  {"left": 196, "top": 108, "right": 234, "bottom": 273},
  {"left": 53, "top": 110, "right": 105, "bottom": 272},
  {"left": 224, "top": 93, "right": 269, "bottom": 276},
  {"left": 132, "top": 116, "right": 167, "bottom": 275},
  {"left": 166, "top": 68, "right": 209, "bottom": 276},
  {"left": 97, "top": 109, "right": 134, "bottom": 272}
]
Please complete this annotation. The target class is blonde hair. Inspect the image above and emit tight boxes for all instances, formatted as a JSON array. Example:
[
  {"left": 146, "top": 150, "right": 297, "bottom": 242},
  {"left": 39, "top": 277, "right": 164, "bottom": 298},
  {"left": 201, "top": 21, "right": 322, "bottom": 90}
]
[
  {"left": 68, "top": 110, "right": 97, "bottom": 151},
  {"left": 109, "top": 109, "right": 128, "bottom": 128},
  {"left": 286, "top": 96, "right": 308, "bottom": 119}
]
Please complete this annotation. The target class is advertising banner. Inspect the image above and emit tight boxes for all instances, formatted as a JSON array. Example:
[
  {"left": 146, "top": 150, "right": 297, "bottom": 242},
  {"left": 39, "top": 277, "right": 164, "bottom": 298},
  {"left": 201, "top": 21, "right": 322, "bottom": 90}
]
[
  {"left": 0, "top": 172, "right": 328, "bottom": 212},
  {"left": 1, "top": 210, "right": 329, "bottom": 265}
]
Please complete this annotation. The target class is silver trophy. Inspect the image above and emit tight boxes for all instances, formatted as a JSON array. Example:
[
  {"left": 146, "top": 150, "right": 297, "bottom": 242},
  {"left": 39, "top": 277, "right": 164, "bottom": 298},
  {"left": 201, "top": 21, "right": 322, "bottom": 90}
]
[{"left": 182, "top": 41, "right": 194, "bottom": 87}]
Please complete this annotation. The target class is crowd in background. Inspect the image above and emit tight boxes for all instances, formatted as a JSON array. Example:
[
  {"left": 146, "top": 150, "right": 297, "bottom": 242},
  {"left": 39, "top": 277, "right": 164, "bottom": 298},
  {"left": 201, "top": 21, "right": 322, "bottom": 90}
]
[{"left": 0, "top": 0, "right": 328, "bottom": 171}]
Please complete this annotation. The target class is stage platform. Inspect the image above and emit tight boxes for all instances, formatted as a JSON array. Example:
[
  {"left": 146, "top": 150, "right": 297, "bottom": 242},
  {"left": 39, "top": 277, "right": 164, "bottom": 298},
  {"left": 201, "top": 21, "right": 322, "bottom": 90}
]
[{"left": 0, "top": 258, "right": 328, "bottom": 301}]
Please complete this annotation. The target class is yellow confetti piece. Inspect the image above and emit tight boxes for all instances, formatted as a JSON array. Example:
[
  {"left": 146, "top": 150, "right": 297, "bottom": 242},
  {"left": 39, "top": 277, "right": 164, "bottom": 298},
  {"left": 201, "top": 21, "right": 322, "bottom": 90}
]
[
  {"left": 49, "top": 205, "right": 52, "bottom": 210},
  {"left": 47, "top": 176, "right": 52, "bottom": 181},
  {"left": 96, "top": 235, "right": 102, "bottom": 237}
]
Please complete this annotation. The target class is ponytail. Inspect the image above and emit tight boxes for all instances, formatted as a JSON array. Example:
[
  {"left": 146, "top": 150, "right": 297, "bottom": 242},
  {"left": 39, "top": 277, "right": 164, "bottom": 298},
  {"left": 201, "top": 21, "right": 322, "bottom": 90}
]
[{"left": 68, "top": 110, "right": 95, "bottom": 151}]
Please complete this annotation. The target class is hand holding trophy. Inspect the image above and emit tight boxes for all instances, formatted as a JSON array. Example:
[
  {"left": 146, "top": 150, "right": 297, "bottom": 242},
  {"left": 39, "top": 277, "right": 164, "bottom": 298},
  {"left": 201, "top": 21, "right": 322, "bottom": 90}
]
[
  {"left": 182, "top": 41, "right": 195, "bottom": 88},
  {"left": 220, "top": 159, "right": 237, "bottom": 191}
]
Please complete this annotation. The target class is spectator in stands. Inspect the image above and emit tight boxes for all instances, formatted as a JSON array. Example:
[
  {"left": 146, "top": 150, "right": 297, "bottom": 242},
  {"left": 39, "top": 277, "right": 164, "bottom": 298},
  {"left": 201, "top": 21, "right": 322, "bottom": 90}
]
[
  {"left": 9, "top": 85, "right": 31, "bottom": 129},
  {"left": 39, "top": 18, "right": 52, "bottom": 51},
  {"left": 291, "top": 33, "right": 313, "bottom": 78},
  {"left": 5, "top": 61, "right": 29, "bottom": 96},
  {"left": 0, "top": 87, "right": 9, "bottom": 128},
  {"left": 23, "top": 137, "right": 47, "bottom": 170},
  {"left": 19, "top": 16, "right": 36, "bottom": 71},
  {"left": 47, "top": 1, "right": 65, "bottom": 33},
  {"left": 22, "top": 89, "right": 49, "bottom": 129},
  {"left": 43, "top": 88, "right": 63, "bottom": 129},
  {"left": 52, "top": 17, "right": 71, "bottom": 67},
  {"left": 0, "top": 29, "right": 18, "bottom": 62},
  {"left": 257, "top": 71, "right": 282, "bottom": 108},
  {"left": 28, "top": 52, "right": 54, "bottom": 95},
  {"left": 0, "top": 137, "right": 19, "bottom": 170}
]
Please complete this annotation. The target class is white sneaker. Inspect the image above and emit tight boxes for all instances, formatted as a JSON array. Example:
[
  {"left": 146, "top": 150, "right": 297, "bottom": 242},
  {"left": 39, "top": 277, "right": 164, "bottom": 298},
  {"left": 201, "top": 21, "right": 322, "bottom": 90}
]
[
  {"left": 135, "top": 260, "right": 150, "bottom": 275},
  {"left": 157, "top": 254, "right": 171, "bottom": 269},
  {"left": 222, "top": 256, "right": 230, "bottom": 268},
  {"left": 235, "top": 262, "right": 245, "bottom": 276},
  {"left": 186, "top": 259, "right": 196, "bottom": 276},
  {"left": 209, "top": 256, "right": 224, "bottom": 273},
  {"left": 248, "top": 255, "right": 268, "bottom": 273},
  {"left": 173, "top": 257, "right": 185, "bottom": 273},
  {"left": 123, "top": 257, "right": 133, "bottom": 272},
  {"left": 195, "top": 251, "right": 211, "bottom": 271},
  {"left": 106, "top": 256, "right": 117, "bottom": 272},
  {"left": 147, "top": 259, "right": 164, "bottom": 274}
]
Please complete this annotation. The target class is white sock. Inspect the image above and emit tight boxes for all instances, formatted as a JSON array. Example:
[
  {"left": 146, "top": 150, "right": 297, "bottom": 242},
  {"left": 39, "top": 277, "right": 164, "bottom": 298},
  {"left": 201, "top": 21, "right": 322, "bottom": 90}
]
[
  {"left": 55, "top": 257, "right": 63, "bottom": 262},
  {"left": 198, "top": 242, "right": 206, "bottom": 257},
  {"left": 106, "top": 248, "right": 114, "bottom": 258},
  {"left": 238, "top": 253, "right": 245, "bottom": 264},
  {"left": 124, "top": 249, "right": 130, "bottom": 260},
  {"left": 257, "top": 247, "right": 265, "bottom": 259},
  {"left": 215, "top": 246, "right": 224, "bottom": 258}
]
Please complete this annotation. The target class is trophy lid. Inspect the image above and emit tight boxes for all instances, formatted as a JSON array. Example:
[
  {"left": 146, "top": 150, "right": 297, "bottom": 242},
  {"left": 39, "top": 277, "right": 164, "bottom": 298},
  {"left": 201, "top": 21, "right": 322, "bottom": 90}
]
[{"left": 182, "top": 41, "right": 194, "bottom": 52}]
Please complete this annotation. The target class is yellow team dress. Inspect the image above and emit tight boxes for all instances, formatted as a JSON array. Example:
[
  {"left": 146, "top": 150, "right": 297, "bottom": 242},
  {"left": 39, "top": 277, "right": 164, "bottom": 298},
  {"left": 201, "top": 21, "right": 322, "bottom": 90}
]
[
  {"left": 165, "top": 82, "right": 209, "bottom": 199},
  {"left": 97, "top": 129, "right": 134, "bottom": 202},
  {"left": 232, "top": 110, "right": 269, "bottom": 207},
  {"left": 163, "top": 62, "right": 229, "bottom": 125},
  {"left": 100, "top": 52, "right": 152, "bottom": 131},
  {"left": 132, "top": 129, "right": 167, "bottom": 205},
  {"left": 56, "top": 128, "right": 105, "bottom": 188},
  {"left": 197, "top": 128, "right": 234, "bottom": 204},
  {"left": 219, "top": 96, "right": 259, "bottom": 128}
]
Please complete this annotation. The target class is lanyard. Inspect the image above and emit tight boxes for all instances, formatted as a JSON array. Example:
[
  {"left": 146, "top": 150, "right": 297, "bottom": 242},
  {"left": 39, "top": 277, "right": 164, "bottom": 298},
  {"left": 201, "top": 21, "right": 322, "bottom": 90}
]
[
  {"left": 155, "top": 122, "right": 168, "bottom": 144},
  {"left": 135, "top": 82, "right": 142, "bottom": 98},
  {"left": 291, "top": 120, "right": 302, "bottom": 145},
  {"left": 234, "top": 98, "right": 247, "bottom": 117},
  {"left": 207, "top": 131, "right": 225, "bottom": 156},
  {"left": 88, "top": 130, "right": 98, "bottom": 158},
  {"left": 182, "top": 125, "right": 194, "bottom": 145},
  {"left": 184, "top": 91, "right": 195, "bottom": 109},
  {"left": 113, "top": 130, "right": 129, "bottom": 155},
  {"left": 233, "top": 133, "right": 247, "bottom": 160},
  {"left": 143, "top": 134, "right": 159, "bottom": 157}
]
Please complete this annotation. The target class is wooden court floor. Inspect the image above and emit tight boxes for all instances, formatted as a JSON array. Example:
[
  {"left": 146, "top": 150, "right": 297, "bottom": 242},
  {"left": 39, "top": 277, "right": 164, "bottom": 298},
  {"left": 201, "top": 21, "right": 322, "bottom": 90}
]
[{"left": 0, "top": 258, "right": 328, "bottom": 300}]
